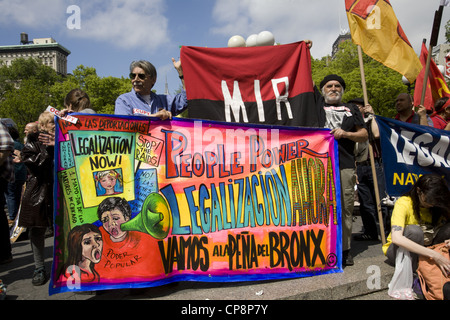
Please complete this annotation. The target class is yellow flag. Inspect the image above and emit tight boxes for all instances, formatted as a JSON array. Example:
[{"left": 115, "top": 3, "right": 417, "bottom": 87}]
[{"left": 345, "top": 0, "right": 422, "bottom": 83}]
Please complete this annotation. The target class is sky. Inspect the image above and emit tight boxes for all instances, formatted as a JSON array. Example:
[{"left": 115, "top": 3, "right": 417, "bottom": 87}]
[{"left": 0, "top": 0, "right": 449, "bottom": 95}]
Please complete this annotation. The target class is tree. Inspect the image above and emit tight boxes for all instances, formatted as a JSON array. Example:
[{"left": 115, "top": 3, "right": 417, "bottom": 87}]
[
  {"left": 83, "top": 75, "right": 131, "bottom": 114},
  {"left": 49, "top": 65, "right": 131, "bottom": 114},
  {"left": 312, "top": 40, "right": 406, "bottom": 118},
  {"left": 0, "top": 58, "right": 62, "bottom": 135}
]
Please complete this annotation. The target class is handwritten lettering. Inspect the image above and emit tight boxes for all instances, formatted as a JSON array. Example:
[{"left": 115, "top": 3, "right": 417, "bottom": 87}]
[
  {"left": 158, "top": 236, "right": 209, "bottom": 274},
  {"left": 102, "top": 249, "right": 142, "bottom": 270},
  {"left": 72, "top": 134, "right": 133, "bottom": 156}
]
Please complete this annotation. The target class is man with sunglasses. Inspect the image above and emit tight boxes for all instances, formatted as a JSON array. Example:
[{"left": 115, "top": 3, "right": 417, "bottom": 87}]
[{"left": 115, "top": 59, "right": 187, "bottom": 120}]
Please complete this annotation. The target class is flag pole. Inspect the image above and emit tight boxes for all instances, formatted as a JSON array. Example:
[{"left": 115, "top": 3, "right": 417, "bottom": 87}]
[
  {"left": 357, "top": 45, "right": 386, "bottom": 245},
  {"left": 420, "top": 40, "right": 432, "bottom": 106},
  {"left": 420, "top": 4, "right": 445, "bottom": 106}
]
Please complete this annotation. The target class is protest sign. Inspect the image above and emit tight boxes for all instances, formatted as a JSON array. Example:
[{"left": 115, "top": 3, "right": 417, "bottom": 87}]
[
  {"left": 50, "top": 114, "right": 342, "bottom": 294},
  {"left": 377, "top": 116, "right": 450, "bottom": 196}
]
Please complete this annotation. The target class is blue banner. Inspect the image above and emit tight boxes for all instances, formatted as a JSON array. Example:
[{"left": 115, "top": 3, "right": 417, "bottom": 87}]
[{"left": 377, "top": 116, "right": 450, "bottom": 197}]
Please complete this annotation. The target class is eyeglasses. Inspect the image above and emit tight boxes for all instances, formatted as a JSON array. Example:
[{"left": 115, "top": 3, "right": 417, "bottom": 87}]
[{"left": 129, "top": 73, "right": 146, "bottom": 80}]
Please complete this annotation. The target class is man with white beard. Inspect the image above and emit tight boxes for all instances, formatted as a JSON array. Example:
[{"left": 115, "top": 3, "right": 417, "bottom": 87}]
[
  {"left": 115, "top": 59, "right": 187, "bottom": 119},
  {"left": 317, "top": 74, "right": 368, "bottom": 266}
]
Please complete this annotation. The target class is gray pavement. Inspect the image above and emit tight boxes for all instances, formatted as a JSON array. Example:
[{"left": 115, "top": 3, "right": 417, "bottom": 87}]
[{"left": 0, "top": 212, "right": 397, "bottom": 301}]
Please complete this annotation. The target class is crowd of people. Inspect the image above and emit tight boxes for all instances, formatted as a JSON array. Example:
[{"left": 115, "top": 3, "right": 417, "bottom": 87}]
[
  {"left": 0, "top": 58, "right": 186, "bottom": 287},
  {"left": 0, "top": 58, "right": 449, "bottom": 300},
  {"left": 316, "top": 74, "right": 450, "bottom": 299}
]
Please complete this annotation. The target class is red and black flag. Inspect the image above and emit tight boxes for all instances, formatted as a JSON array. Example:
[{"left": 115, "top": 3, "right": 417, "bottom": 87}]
[{"left": 181, "top": 41, "right": 320, "bottom": 127}]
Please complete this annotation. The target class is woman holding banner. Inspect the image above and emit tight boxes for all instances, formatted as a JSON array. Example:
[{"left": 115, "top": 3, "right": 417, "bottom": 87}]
[{"left": 19, "top": 111, "right": 56, "bottom": 286}]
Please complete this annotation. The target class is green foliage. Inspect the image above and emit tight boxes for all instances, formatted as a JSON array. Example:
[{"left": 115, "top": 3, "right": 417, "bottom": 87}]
[
  {"left": 312, "top": 40, "right": 406, "bottom": 118},
  {"left": 49, "top": 65, "right": 131, "bottom": 114},
  {"left": 0, "top": 58, "right": 63, "bottom": 135},
  {"left": 0, "top": 59, "right": 132, "bottom": 139}
]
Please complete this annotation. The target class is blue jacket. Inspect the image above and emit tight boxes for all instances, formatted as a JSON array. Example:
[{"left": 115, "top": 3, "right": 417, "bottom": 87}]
[{"left": 114, "top": 89, "right": 188, "bottom": 116}]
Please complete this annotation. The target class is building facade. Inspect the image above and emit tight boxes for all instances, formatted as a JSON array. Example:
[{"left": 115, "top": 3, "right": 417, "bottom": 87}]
[
  {"left": 332, "top": 32, "right": 352, "bottom": 59},
  {"left": 432, "top": 43, "right": 450, "bottom": 67},
  {"left": 0, "top": 33, "right": 71, "bottom": 75}
]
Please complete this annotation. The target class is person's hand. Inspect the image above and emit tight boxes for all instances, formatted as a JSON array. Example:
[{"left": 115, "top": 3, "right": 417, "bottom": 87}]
[
  {"left": 153, "top": 108, "right": 172, "bottom": 120},
  {"left": 304, "top": 39, "right": 313, "bottom": 48},
  {"left": 363, "top": 104, "right": 374, "bottom": 115},
  {"left": 59, "top": 108, "right": 71, "bottom": 117},
  {"left": 330, "top": 128, "right": 346, "bottom": 140},
  {"left": 39, "top": 132, "right": 55, "bottom": 146},
  {"left": 416, "top": 104, "right": 427, "bottom": 118},
  {"left": 12, "top": 149, "right": 22, "bottom": 163},
  {"left": 172, "top": 58, "right": 182, "bottom": 76},
  {"left": 445, "top": 122, "right": 450, "bottom": 131},
  {"left": 432, "top": 249, "right": 450, "bottom": 277}
]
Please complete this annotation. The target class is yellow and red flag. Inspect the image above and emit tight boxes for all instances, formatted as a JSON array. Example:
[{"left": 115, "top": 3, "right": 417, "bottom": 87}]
[
  {"left": 345, "top": 0, "right": 422, "bottom": 83},
  {"left": 413, "top": 41, "right": 450, "bottom": 111}
]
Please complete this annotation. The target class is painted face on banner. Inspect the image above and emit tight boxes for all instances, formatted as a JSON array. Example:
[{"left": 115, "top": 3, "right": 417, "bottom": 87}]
[
  {"left": 81, "top": 231, "right": 103, "bottom": 264},
  {"left": 100, "top": 208, "right": 129, "bottom": 242},
  {"left": 99, "top": 174, "right": 117, "bottom": 195}
]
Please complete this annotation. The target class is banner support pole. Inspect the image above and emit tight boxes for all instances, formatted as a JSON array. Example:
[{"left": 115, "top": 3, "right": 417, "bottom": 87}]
[
  {"left": 420, "top": 41, "right": 433, "bottom": 106},
  {"left": 421, "top": 4, "right": 445, "bottom": 106},
  {"left": 357, "top": 45, "right": 386, "bottom": 245}
]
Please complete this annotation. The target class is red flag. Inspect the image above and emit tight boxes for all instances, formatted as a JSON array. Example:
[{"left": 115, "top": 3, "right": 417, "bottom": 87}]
[
  {"left": 414, "top": 42, "right": 450, "bottom": 111},
  {"left": 181, "top": 41, "right": 320, "bottom": 127}
]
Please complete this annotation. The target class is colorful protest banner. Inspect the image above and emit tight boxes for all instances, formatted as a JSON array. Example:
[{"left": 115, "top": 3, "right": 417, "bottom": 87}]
[
  {"left": 49, "top": 114, "right": 342, "bottom": 295},
  {"left": 377, "top": 116, "right": 450, "bottom": 197}
]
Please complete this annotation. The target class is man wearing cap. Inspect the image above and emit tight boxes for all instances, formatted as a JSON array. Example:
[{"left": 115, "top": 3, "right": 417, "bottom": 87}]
[{"left": 317, "top": 74, "right": 368, "bottom": 266}]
